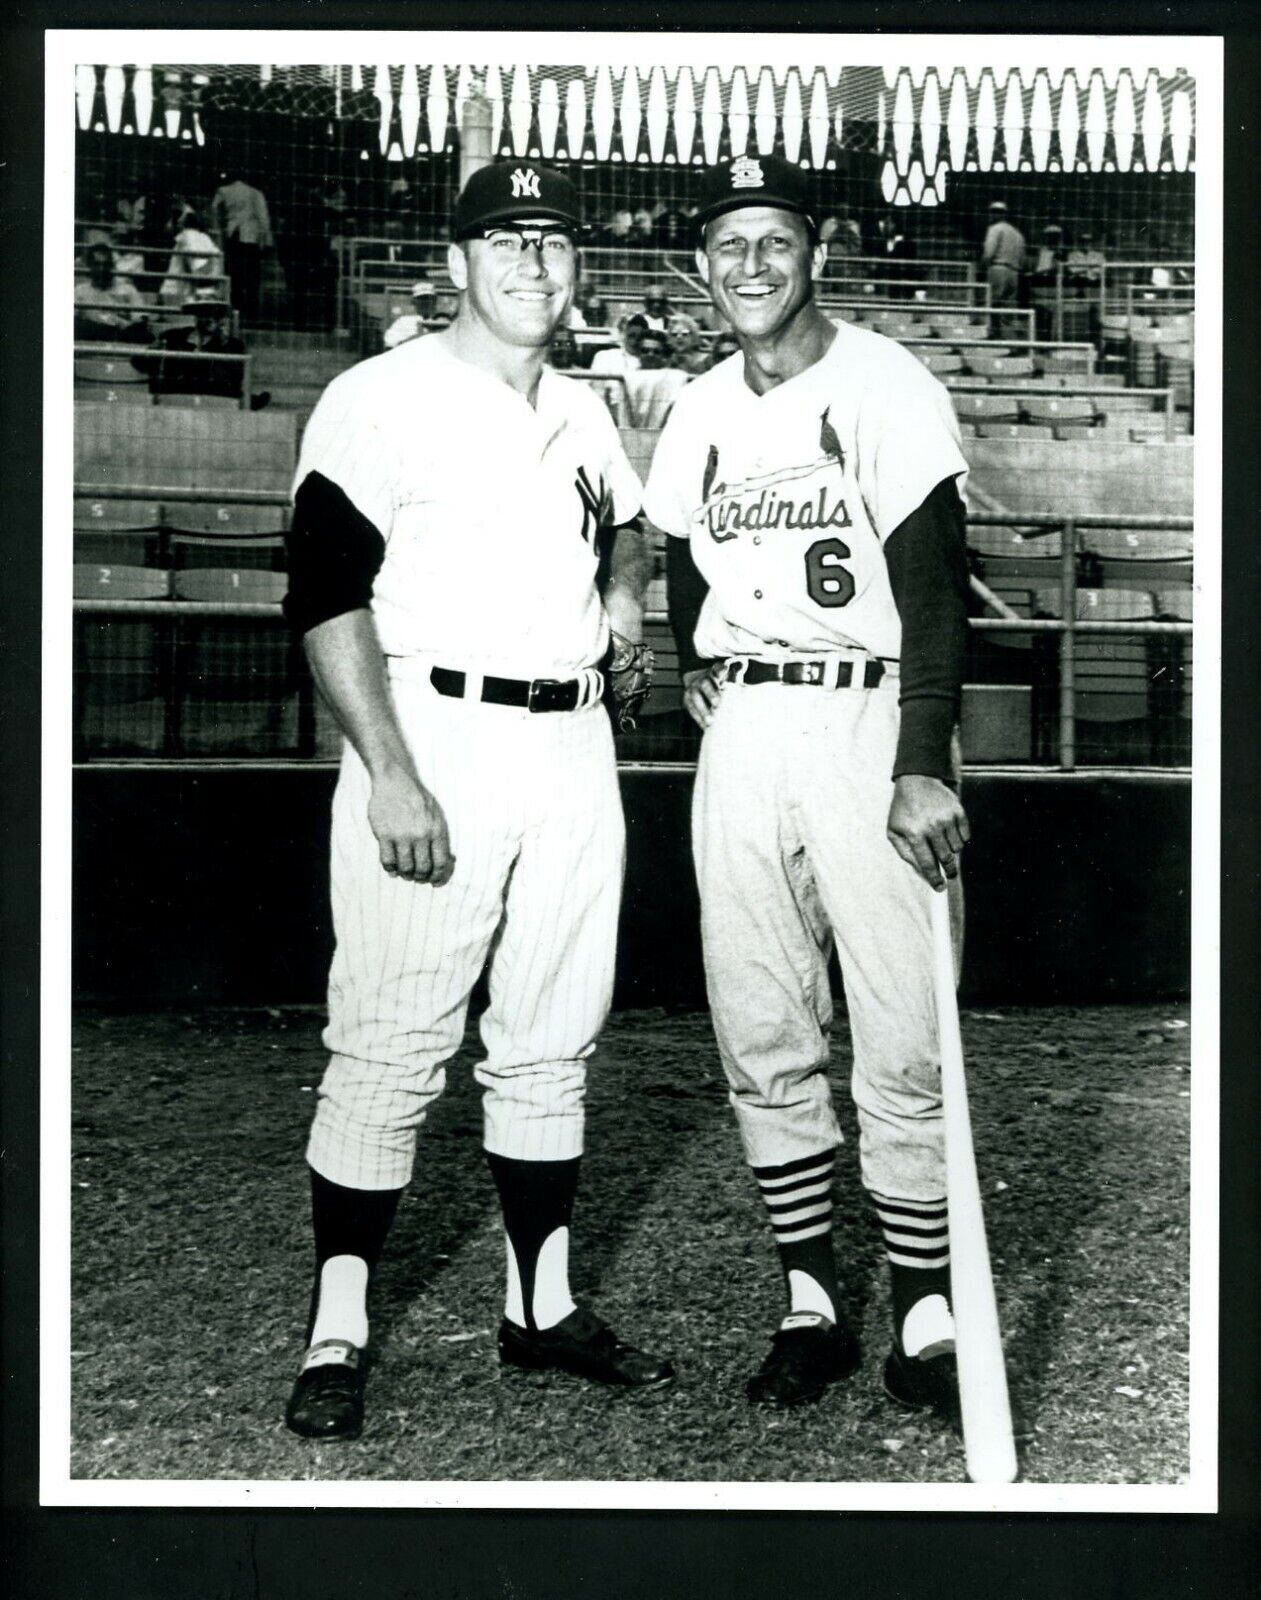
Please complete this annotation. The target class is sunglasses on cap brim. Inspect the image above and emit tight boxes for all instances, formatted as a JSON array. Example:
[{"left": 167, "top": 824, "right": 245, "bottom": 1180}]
[{"left": 462, "top": 220, "right": 581, "bottom": 243}]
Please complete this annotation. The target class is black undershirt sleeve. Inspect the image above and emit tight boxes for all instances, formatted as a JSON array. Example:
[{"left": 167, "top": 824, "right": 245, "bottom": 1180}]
[
  {"left": 883, "top": 474, "right": 970, "bottom": 783},
  {"left": 665, "top": 534, "right": 712, "bottom": 677},
  {"left": 283, "top": 470, "right": 387, "bottom": 637}
]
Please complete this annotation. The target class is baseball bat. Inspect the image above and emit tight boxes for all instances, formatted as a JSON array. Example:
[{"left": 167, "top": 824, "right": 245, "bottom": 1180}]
[{"left": 931, "top": 887, "right": 1019, "bottom": 1485}]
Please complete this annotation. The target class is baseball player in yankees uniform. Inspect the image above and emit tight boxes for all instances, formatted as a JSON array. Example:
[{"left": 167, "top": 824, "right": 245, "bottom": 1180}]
[
  {"left": 644, "top": 155, "right": 972, "bottom": 1411},
  {"left": 282, "top": 162, "right": 672, "bottom": 1441}
]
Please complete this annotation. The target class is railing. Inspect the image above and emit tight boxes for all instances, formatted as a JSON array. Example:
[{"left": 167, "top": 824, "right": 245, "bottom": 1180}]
[
  {"left": 967, "top": 510, "right": 1192, "bottom": 770},
  {"left": 71, "top": 487, "right": 1193, "bottom": 771},
  {"left": 950, "top": 381, "right": 1178, "bottom": 437},
  {"left": 74, "top": 343, "right": 254, "bottom": 408}
]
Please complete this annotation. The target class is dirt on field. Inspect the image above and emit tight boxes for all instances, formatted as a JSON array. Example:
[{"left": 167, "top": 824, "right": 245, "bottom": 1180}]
[{"left": 68, "top": 1002, "right": 1192, "bottom": 1487}]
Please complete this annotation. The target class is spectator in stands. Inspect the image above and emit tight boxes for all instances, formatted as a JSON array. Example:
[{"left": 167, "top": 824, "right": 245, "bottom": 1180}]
[
  {"left": 548, "top": 324, "right": 582, "bottom": 371},
  {"left": 160, "top": 210, "right": 223, "bottom": 304},
  {"left": 575, "top": 287, "right": 609, "bottom": 329},
  {"left": 653, "top": 206, "right": 691, "bottom": 251},
  {"left": 599, "top": 206, "right": 634, "bottom": 246},
  {"left": 875, "top": 211, "right": 918, "bottom": 299},
  {"left": 590, "top": 313, "right": 647, "bottom": 377},
  {"left": 641, "top": 284, "right": 672, "bottom": 331},
  {"left": 588, "top": 313, "right": 648, "bottom": 422},
  {"left": 111, "top": 226, "right": 148, "bottom": 289},
  {"left": 1030, "top": 223, "right": 1066, "bottom": 341},
  {"left": 1065, "top": 228, "right": 1106, "bottom": 341},
  {"left": 211, "top": 168, "right": 274, "bottom": 323},
  {"left": 1065, "top": 229, "right": 1105, "bottom": 289},
  {"left": 705, "top": 330, "right": 741, "bottom": 370},
  {"left": 630, "top": 204, "right": 658, "bottom": 245},
  {"left": 116, "top": 191, "right": 147, "bottom": 237},
  {"left": 666, "top": 312, "right": 711, "bottom": 375},
  {"left": 981, "top": 200, "right": 1026, "bottom": 339},
  {"left": 821, "top": 206, "right": 863, "bottom": 257},
  {"left": 382, "top": 281, "right": 438, "bottom": 350},
  {"left": 625, "top": 327, "right": 690, "bottom": 427},
  {"left": 132, "top": 286, "right": 271, "bottom": 409},
  {"left": 74, "top": 242, "right": 153, "bottom": 343}
]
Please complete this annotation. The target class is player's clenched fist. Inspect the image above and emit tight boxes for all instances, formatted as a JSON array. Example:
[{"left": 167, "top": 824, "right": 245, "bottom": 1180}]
[
  {"left": 886, "top": 773, "right": 970, "bottom": 892},
  {"left": 682, "top": 664, "right": 724, "bottom": 730},
  {"left": 367, "top": 768, "right": 455, "bottom": 886}
]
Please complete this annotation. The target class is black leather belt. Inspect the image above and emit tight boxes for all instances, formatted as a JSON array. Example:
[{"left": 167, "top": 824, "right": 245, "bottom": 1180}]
[
  {"left": 722, "top": 658, "right": 886, "bottom": 689},
  {"left": 430, "top": 666, "right": 594, "bottom": 712}
]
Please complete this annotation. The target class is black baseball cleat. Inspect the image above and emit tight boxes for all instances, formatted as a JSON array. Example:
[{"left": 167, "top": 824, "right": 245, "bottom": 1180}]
[
  {"left": 285, "top": 1340, "right": 366, "bottom": 1440},
  {"left": 745, "top": 1314, "right": 862, "bottom": 1406},
  {"left": 498, "top": 1305, "right": 675, "bottom": 1388},
  {"left": 882, "top": 1345, "right": 961, "bottom": 1421}
]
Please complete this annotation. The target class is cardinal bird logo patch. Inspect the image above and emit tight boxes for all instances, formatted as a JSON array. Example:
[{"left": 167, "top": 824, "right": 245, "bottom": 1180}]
[
  {"left": 819, "top": 407, "right": 845, "bottom": 472},
  {"left": 702, "top": 444, "right": 720, "bottom": 503}
]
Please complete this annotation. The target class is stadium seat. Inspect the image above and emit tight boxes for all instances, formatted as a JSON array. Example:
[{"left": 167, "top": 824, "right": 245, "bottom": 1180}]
[
  {"left": 168, "top": 530, "right": 286, "bottom": 572},
  {"left": 73, "top": 563, "right": 170, "bottom": 601},
  {"left": 172, "top": 568, "right": 288, "bottom": 603},
  {"left": 952, "top": 392, "right": 1022, "bottom": 426},
  {"left": 965, "top": 354, "right": 1036, "bottom": 379},
  {"left": 74, "top": 402, "right": 295, "bottom": 544},
  {"left": 1084, "top": 525, "right": 1193, "bottom": 562},
  {"left": 974, "top": 423, "right": 1049, "bottom": 441},
  {"left": 73, "top": 567, "right": 171, "bottom": 758},
  {"left": 1033, "top": 586, "right": 1155, "bottom": 623},
  {"left": 1022, "top": 395, "right": 1098, "bottom": 427},
  {"left": 1052, "top": 425, "right": 1098, "bottom": 441},
  {"left": 154, "top": 393, "right": 242, "bottom": 410},
  {"left": 167, "top": 571, "right": 300, "bottom": 756},
  {"left": 1152, "top": 588, "right": 1194, "bottom": 620},
  {"left": 919, "top": 350, "right": 964, "bottom": 375},
  {"left": 1036, "top": 347, "right": 1095, "bottom": 374},
  {"left": 968, "top": 521, "right": 1062, "bottom": 560}
]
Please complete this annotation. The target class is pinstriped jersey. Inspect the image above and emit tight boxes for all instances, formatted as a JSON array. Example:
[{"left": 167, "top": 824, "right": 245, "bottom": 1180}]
[
  {"left": 643, "top": 322, "right": 969, "bottom": 663},
  {"left": 293, "top": 334, "right": 642, "bottom": 678}
]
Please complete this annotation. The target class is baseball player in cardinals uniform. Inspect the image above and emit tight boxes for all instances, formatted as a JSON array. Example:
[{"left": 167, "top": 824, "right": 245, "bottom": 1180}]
[
  {"left": 644, "top": 155, "right": 971, "bottom": 1411},
  {"left": 282, "top": 162, "right": 672, "bottom": 1441}
]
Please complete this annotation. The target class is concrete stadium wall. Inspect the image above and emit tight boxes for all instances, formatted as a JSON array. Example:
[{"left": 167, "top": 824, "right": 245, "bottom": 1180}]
[{"left": 73, "top": 764, "right": 1190, "bottom": 1010}]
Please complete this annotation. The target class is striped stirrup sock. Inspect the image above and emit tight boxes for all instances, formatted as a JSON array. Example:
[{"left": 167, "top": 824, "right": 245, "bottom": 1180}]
[
  {"left": 869, "top": 1190, "right": 951, "bottom": 1349},
  {"left": 752, "top": 1149, "right": 840, "bottom": 1323}
]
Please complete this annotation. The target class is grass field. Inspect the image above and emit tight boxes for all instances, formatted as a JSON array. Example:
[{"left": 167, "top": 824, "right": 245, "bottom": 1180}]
[{"left": 69, "top": 1001, "right": 1191, "bottom": 1486}]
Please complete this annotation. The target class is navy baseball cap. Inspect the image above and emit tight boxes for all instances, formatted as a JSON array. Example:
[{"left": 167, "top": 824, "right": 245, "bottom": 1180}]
[
  {"left": 453, "top": 162, "right": 583, "bottom": 239},
  {"left": 694, "top": 154, "right": 815, "bottom": 238}
]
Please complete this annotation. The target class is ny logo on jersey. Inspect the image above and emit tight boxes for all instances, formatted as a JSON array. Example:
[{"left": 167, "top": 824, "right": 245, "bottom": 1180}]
[
  {"left": 510, "top": 167, "right": 542, "bottom": 200},
  {"left": 574, "top": 465, "right": 607, "bottom": 544}
]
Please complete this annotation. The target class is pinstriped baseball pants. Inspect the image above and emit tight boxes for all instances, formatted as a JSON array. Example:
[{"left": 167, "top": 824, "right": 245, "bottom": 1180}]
[
  {"left": 306, "top": 669, "right": 625, "bottom": 1190},
  {"left": 693, "top": 679, "right": 961, "bottom": 1201}
]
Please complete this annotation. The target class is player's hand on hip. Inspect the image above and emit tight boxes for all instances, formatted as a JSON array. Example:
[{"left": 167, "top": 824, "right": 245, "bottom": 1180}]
[
  {"left": 367, "top": 768, "right": 456, "bottom": 886},
  {"left": 682, "top": 664, "right": 724, "bottom": 730},
  {"left": 886, "top": 774, "right": 970, "bottom": 892}
]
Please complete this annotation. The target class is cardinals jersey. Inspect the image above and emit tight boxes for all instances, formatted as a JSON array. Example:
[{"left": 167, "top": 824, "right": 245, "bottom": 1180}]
[
  {"left": 643, "top": 321, "right": 968, "bottom": 663},
  {"left": 291, "top": 334, "right": 642, "bottom": 678}
]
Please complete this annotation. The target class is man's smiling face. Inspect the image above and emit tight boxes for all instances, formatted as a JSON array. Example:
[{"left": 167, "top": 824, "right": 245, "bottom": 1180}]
[
  {"left": 448, "top": 219, "right": 577, "bottom": 349},
  {"left": 696, "top": 206, "right": 825, "bottom": 343}
]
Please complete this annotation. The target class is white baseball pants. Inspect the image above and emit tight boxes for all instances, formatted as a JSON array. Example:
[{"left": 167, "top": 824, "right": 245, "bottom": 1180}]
[
  {"left": 693, "top": 677, "right": 960, "bottom": 1201},
  {"left": 307, "top": 665, "right": 625, "bottom": 1190}
]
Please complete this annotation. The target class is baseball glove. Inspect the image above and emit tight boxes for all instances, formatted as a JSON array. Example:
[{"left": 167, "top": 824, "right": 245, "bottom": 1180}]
[{"left": 605, "top": 630, "right": 655, "bottom": 732}]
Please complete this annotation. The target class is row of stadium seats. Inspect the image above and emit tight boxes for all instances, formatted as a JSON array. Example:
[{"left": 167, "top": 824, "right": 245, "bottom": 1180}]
[{"left": 915, "top": 348, "right": 1095, "bottom": 378}]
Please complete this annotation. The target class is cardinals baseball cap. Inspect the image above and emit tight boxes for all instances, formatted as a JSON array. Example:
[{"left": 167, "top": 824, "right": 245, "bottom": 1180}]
[
  {"left": 453, "top": 162, "right": 584, "bottom": 239},
  {"left": 694, "top": 154, "right": 815, "bottom": 237}
]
